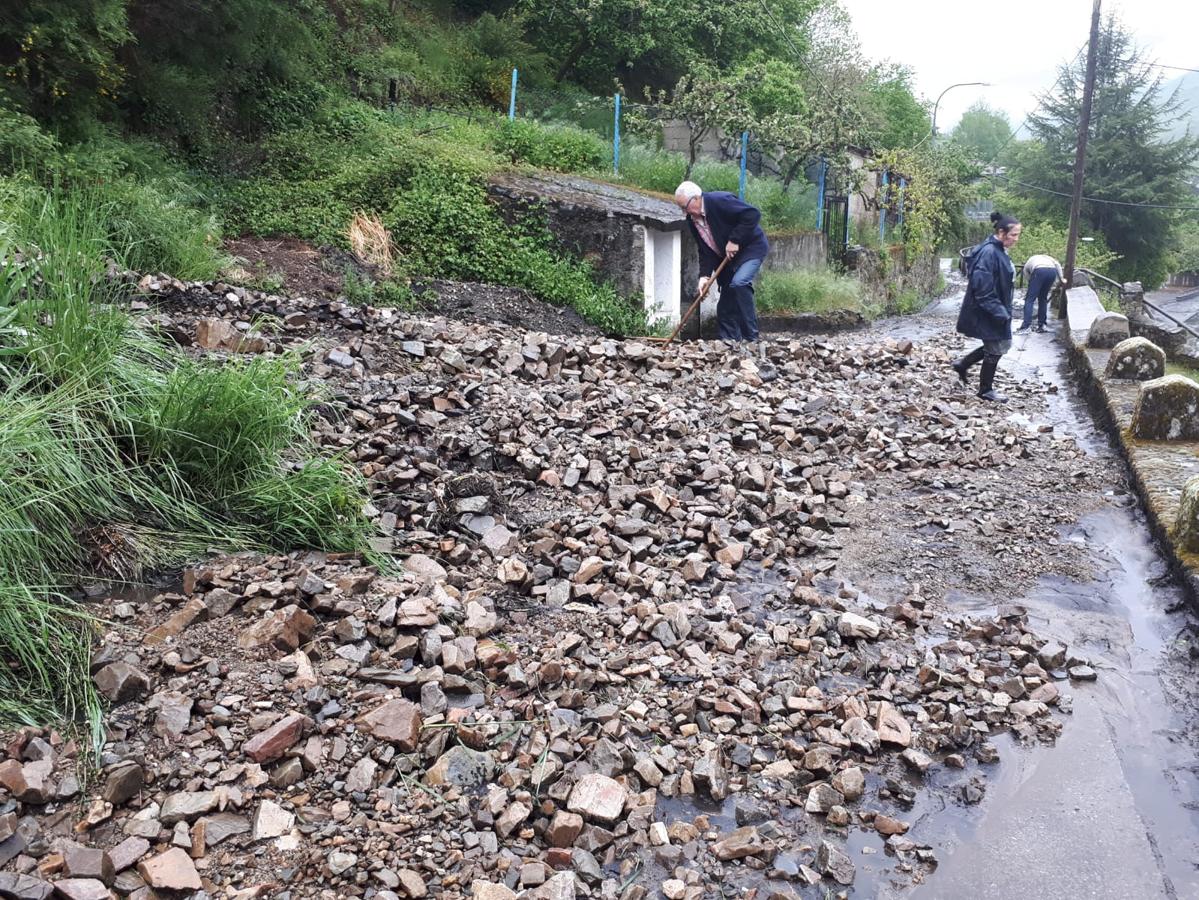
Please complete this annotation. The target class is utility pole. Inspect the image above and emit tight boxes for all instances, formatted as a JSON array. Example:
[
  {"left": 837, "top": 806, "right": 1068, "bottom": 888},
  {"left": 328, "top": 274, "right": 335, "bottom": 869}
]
[{"left": 1062, "top": 0, "right": 1102, "bottom": 313}]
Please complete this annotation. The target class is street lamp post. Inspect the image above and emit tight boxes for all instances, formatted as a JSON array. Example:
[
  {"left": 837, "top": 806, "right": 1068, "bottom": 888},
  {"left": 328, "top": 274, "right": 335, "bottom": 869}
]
[{"left": 915, "top": 81, "right": 991, "bottom": 149}]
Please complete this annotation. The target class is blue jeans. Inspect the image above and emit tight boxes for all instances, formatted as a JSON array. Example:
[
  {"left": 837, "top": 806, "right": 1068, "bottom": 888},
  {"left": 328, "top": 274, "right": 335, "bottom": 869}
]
[
  {"left": 1021, "top": 267, "right": 1057, "bottom": 328},
  {"left": 716, "top": 257, "right": 763, "bottom": 341}
]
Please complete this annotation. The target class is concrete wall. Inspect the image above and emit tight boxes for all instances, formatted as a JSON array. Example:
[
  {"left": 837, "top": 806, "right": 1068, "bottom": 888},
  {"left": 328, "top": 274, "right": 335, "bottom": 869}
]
[
  {"left": 487, "top": 186, "right": 646, "bottom": 300},
  {"left": 661, "top": 120, "right": 727, "bottom": 162},
  {"left": 761, "top": 232, "right": 827, "bottom": 272},
  {"left": 851, "top": 247, "right": 941, "bottom": 309}
]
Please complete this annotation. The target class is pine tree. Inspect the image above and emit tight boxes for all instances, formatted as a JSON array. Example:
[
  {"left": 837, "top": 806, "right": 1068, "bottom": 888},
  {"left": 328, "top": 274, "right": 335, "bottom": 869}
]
[{"left": 1010, "top": 15, "right": 1199, "bottom": 287}]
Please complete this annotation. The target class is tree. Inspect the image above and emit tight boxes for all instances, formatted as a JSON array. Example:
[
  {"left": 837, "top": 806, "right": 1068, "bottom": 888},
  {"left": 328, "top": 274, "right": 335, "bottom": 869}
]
[
  {"left": 517, "top": 0, "right": 821, "bottom": 93},
  {"left": 857, "top": 64, "right": 929, "bottom": 150},
  {"left": 654, "top": 66, "right": 750, "bottom": 177},
  {"left": 873, "top": 143, "right": 977, "bottom": 258},
  {"left": 121, "top": 0, "right": 335, "bottom": 145},
  {"left": 0, "top": 0, "right": 130, "bottom": 131},
  {"left": 1010, "top": 15, "right": 1199, "bottom": 287},
  {"left": 1172, "top": 219, "right": 1199, "bottom": 274},
  {"left": 951, "top": 101, "right": 1011, "bottom": 163}
]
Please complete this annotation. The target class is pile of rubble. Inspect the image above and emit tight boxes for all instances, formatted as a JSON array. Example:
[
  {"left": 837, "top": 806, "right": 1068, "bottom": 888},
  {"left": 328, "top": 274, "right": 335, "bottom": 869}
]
[{"left": 0, "top": 278, "right": 1102, "bottom": 899}]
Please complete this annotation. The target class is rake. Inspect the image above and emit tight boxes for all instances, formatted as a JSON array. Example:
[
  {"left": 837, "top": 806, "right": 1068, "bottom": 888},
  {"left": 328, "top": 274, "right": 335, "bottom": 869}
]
[{"left": 646, "top": 255, "right": 731, "bottom": 345}]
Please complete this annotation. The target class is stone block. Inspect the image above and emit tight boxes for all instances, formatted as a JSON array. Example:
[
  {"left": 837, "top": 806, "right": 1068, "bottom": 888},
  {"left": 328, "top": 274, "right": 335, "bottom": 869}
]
[
  {"left": 1131, "top": 374, "right": 1199, "bottom": 440},
  {"left": 1174, "top": 476, "right": 1199, "bottom": 553},
  {"left": 1103, "top": 336, "right": 1165, "bottom": 380},
  {"left": 1087, "top": 311, "right": 1131, "bottom": 348}
]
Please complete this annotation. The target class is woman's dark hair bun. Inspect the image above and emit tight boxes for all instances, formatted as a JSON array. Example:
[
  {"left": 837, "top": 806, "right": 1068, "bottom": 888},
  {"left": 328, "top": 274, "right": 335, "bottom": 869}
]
[{"left": 990, "top": 211, "right": 1021, "bottom": 231}]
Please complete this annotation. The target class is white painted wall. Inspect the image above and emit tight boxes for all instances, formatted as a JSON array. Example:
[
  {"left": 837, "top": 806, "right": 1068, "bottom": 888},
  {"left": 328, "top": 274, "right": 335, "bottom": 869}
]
[{"left": 643, "top": 227, "right": 682, "bottom": 326}]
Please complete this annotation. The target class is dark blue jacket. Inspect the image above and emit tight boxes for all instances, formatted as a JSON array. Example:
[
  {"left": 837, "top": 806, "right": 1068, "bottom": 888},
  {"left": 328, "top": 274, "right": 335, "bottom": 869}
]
[
  {"left": 687, "top": 191, "right": 770, "bottom": 283},
  {"left": 956, "top": 235, "right": 1015, "bottom": 341}
]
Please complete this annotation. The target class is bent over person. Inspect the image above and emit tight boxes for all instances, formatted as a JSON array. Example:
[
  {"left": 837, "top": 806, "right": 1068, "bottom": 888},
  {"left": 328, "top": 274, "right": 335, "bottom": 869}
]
[
  {"left": 674, "top": 181, "right": 769, "bottom": 342},
  {"left": 1016, "top": 252, "right": 1063, "bottom": 333}
]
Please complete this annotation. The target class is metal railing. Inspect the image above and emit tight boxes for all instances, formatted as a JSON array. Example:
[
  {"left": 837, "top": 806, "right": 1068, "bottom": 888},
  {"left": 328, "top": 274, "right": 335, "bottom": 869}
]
[{"left": 1077, "top": 266, "right": 1199, "bottom": 343}]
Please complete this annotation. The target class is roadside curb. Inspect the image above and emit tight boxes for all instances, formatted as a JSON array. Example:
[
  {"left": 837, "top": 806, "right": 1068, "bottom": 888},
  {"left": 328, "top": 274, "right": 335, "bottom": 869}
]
[{"left": 1061, "top": 293, "right": 1199, "bottom": 603}]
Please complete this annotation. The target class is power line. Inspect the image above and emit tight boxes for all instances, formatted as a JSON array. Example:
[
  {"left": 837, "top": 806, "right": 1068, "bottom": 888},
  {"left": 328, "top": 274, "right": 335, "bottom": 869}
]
[
  {"left": 1147, "top": 62, "right": 1199, "bottom": 75},
  {"left": 987, "top": 172, "right": 1199, "bottom": 211}
]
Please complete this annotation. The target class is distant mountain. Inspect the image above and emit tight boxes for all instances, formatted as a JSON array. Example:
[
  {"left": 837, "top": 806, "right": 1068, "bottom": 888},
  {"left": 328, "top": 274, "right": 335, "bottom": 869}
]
[{"left": 1162, "top": 72, "right": 1199, "bottom": 142}]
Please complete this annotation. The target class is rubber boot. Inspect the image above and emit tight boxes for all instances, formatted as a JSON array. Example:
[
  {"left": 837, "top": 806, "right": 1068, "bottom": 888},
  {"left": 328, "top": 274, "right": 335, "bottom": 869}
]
[
  {"left": 952, "top": 347, "right": 984, "bottom": 386},
  {"left": 977, "top": 356, "right": 1007, "bottom": 402}
]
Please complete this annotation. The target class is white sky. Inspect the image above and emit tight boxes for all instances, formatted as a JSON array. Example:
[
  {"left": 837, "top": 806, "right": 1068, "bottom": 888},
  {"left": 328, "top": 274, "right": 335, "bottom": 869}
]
[{"left": 840, "top": 0, "right": 1198, "bottom": 134}]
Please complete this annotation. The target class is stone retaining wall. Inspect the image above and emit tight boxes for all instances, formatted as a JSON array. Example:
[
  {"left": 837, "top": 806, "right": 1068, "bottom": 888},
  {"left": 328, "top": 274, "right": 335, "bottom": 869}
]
[{"left": 1062, "top": 287, "right": 1199, "bottom": 600}]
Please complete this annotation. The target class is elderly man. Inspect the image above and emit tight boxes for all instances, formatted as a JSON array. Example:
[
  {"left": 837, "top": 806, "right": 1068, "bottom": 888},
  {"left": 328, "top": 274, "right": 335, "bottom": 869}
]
[{"left": 674, "top": 181, "right": 770, "bottom": 342}]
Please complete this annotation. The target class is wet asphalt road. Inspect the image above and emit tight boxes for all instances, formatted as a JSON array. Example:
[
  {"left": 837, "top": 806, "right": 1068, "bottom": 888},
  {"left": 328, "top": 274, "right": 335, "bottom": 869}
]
[{"left": 874, "top": 283, "right": 1199, "bottom": 899}]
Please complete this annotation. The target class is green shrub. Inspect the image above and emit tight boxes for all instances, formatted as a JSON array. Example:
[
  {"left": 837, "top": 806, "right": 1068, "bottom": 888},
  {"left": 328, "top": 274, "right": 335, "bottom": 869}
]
[
  {"left": 747, "top": 178, "right": 818, "bottom": 233},
  {"left": 387, "top": 164, "right": 646, "bottom": 334},
  {"left": 341, "top": 268, "right": 420, "bottom": 309},
  {"left": 756, "top": 267, "right": 862, "bottom": 315},
  {"left": 0, "top": 105, "right": 60, "bottom": 171},
  {"left": 689, "top": 159, "right": 742, "bottom": 194},
  {"left": 892, "top": 288, "right": 923, "bottom": 315},
  {"left": 494, "top": 119, "right": 608, "bottom": 172},
  {"left": 1012, "top": 220, "right": 1119, "bottom": 275}
]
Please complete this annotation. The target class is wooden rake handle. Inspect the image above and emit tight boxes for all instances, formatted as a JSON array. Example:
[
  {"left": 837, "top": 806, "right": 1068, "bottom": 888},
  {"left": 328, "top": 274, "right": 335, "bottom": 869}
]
[{"left": 656, "top": 255, "right": 732, "bottom": 346}]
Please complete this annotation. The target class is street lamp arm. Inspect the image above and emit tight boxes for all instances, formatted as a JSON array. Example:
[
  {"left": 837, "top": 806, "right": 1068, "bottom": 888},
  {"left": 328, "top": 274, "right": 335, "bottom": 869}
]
[{"left": 912, "top": 81, "right": 991, "bottom": 150}]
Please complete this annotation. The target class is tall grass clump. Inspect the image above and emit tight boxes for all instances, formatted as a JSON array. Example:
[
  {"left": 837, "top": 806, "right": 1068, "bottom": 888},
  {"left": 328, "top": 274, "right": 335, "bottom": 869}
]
[
  {"left": 615, "top": 143, "right": 687, "bottom": 195},
  {"left": 131, "top": 356, "right": 371, "bottom": 552},
  {"left": 0, "top": 583, "right": 98, "bottom": 730},
  {"left": 3, "top": 129, "right": 225, "bottom": 281},
  {"left": 1, "top": 185, "right": 163, "bottom": 395},
  {"left": 0, "top": 182, "right": 371, "bottom": 731},
  {"left": 756, "top": 267, "right": 863, "bottom": 316}
]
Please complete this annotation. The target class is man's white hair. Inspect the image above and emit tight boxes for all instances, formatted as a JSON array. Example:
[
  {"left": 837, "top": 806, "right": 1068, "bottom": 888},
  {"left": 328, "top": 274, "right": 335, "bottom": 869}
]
[{"left": 674, "top": 181, "right": 702, "bottom": 205}]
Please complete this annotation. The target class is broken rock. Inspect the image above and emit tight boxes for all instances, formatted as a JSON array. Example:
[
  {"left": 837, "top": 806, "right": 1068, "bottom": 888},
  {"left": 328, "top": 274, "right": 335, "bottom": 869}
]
[
  {"left": 242, "top": 712, "right": 312, "bottom": 763},
  {"left": 359, "top": 698, "right": 422, "bottom": 751},
  {"left": 566, "top": 773, "right": 627, "bottom": 824},
  {"left": 137, "top": 847, "right": 203, "bottom": 892}
]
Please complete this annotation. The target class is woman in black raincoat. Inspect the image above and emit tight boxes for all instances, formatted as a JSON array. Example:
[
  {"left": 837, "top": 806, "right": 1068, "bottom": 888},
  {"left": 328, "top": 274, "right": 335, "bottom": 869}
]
[{"left": 952, "top": 211, "right": 1022, "bottom": 402}]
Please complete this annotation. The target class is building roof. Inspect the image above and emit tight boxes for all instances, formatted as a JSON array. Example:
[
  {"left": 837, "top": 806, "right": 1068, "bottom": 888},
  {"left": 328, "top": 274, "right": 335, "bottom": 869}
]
[{"left": 487, "top": 172, "right": 687, "bottom": 231}]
